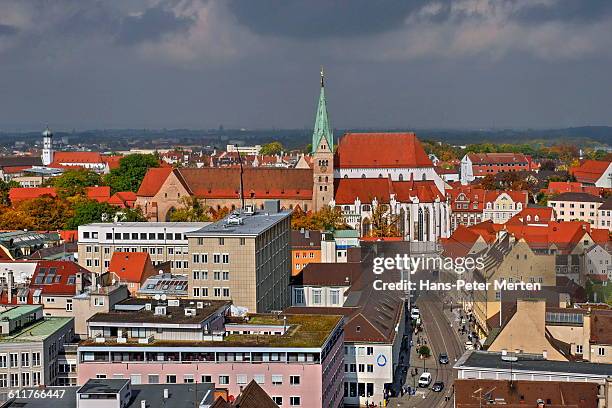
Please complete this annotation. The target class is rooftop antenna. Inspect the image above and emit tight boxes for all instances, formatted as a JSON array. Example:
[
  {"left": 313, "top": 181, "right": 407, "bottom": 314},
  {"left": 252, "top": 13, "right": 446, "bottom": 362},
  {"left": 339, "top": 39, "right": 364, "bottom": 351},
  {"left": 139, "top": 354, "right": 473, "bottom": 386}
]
[{"left": 235, "top": 144, "right": 245, "bottom": 209}]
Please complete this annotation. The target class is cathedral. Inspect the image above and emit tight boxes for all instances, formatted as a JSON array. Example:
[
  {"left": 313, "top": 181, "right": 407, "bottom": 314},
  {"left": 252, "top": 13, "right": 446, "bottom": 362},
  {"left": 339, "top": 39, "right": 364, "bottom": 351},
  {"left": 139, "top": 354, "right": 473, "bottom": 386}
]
[{"left": 137, "top": 71, "right": 451, "bottom": 243}]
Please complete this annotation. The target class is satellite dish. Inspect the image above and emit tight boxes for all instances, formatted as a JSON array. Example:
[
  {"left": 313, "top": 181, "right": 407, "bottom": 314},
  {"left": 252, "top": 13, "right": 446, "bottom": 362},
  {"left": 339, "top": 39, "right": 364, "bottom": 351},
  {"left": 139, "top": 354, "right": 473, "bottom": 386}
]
[
  {"left": 161, "top": 294, "right": 167, "bottom": 301},
  {"left": 154, "top": 294, "right": 161, "bottom": 301}
]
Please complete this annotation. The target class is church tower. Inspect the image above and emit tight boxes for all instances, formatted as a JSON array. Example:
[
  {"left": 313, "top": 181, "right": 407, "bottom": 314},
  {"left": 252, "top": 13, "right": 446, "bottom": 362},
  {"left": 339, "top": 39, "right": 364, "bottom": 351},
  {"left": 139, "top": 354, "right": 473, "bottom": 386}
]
[
  {"left": 42, "top": 127, "right": 53, "bottom": 166},
  {"left": 312, "top": 69, "right": 334, "bottom": 211}
]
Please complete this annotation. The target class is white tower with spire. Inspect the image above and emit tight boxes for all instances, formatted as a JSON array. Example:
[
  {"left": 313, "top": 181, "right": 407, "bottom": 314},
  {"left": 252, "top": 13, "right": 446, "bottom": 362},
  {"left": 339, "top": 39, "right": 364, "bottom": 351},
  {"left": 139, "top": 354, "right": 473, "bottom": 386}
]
[{"left": 42, "top": 127, "right": 53, "bottom": 166}]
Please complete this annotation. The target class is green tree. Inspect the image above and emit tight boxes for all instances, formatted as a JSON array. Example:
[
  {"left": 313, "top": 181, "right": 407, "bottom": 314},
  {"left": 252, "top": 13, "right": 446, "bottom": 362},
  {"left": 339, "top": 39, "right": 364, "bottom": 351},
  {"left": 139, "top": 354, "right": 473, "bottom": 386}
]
[
  {"left": 290, "top": 205, "right": 350, "bottom": 231},
  {"left": 259, "top": 142, "right": 284, "bottom": 156},
  {"left": 50, "top": 169, "right": 101, "bottom": 198},
  {"left": 0, "top": 179, "right": 19, "bottom": 206},
  {"left": 104, "top": 154, "right": 159, "bottom": 193},
  {"left": 117, "top": 206, "right": 147, "bottom": 222},
  {"left": 66, "top": 200, "right": 117, "bottom": 229},
  {"left": 418, "top": 345, "right": 431, "bottom": 358},
  {"left": 169, "top": 196, "right": 211, "bottom": 222}
]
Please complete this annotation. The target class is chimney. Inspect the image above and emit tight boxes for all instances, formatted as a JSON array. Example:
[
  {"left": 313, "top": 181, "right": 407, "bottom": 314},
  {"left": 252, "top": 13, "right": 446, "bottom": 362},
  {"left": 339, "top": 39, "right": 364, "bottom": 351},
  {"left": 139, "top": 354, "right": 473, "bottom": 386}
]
[
  {"left": 141, "top": 400, "right": 146, "bottom": 408},
  {"left": 305, "top": 230, "right": 310, "bottom": 239},
  {"left": 7, "top": 271, "right": 14, "bottom": 304},
  {"left": 75, "top": 272, "right": 84, "bottom": 295}
]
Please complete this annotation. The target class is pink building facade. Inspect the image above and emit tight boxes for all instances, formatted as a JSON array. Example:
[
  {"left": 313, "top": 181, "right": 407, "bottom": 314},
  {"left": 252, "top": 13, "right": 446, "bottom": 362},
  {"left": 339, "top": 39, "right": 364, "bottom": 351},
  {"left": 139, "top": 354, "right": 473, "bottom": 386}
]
[{"left": 78, "top": 322, "right": 344, "bottom": 407}]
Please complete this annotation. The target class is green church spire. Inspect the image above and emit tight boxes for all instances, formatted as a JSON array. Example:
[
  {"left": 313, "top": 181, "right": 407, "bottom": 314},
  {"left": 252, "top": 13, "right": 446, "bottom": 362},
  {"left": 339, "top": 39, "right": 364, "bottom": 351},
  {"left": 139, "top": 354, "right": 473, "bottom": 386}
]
[{"left": 312, "top": 68, "right": 333, "bottom": 154}]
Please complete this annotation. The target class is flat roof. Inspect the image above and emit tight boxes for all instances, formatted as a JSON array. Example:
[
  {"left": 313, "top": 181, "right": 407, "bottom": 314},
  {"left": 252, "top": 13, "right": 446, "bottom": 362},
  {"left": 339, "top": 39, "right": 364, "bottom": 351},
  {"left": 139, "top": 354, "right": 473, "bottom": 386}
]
[
  {"left": 77, "top": 378, "right": 128, "bottom": 394},
  {"left": 82, "top": 313, "right": 342, "bottom": 349},
  {"left": 0, "top": 305, "right": 41, "bottom": 320},
  {"left": 0, "top": 316, "right": 72, "bottom": 343},
  {"left": 187, "top": 210, "right": 291, "bottom": 237},
  {"left": 5, "top": 383, "right": 214, "bottom": 408},
  {"left": 81, "top": 222, "right": 211, "bottom": 228},
  {"left": 88, "top": 299, "right": 230, "bottom": 326},
  {"left": 456, "top": 350, "right": 612, "bottom": 376}
]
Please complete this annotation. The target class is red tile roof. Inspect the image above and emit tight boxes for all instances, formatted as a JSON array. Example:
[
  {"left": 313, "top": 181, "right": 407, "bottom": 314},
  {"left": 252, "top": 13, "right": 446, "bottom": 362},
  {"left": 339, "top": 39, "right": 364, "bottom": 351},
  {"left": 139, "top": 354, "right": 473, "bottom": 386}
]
[
  {"left": 543, "top": 181, "right": 603, "bottom": 196},
  {"left": 335, "top": 132, "right": 432, "bottom": 168},
  {"left": 85, "top": 186, "right": 111, "bottom": 202},
  {"left": 107, "top": 252, "right": 154, "bottom": 283},
  {"left": 334, "top": 177, "right": 443, "bottom": 204},
  {"left": 102, "top": 155, "right": 122, "bottom": 169},
  {"left": 570, "top": 159, "right": 611, "bottom": 184},
  {"left": 505, "top": 221, "right": 592, "bottom": 252},
  {"left": 136, "top": 167, "right": 173, "bottom": 197},
  {"left": 467, "top": 152, "right": 530, "bottom": 164},
  {"left": 53, "top": 151, "right": 104, "bottom": 164},
  {"left": 441, "top": 225, "right": 485, "bottom": 258},
  {"left": 506, "top": 207, "right": 554, "bottom": 226},
  {"left": 176, "top": 168, "right": 314, "bottom": 200},
  {"left": 446, "top": 185, "right": 486, "bottom": 212},
  {"left": 108, "top": 191, "right": 137, "bottom": 208},
  {"left": 59, "top": 230, "right": 78, "bottom": 242},
  {"left": 590, "top": 309, "right": 612, "bottom": 345},
  {"left": 8, "top": 187, "right": 57, "bottom": 204},
  {"left": 2, "top": 166, "right": 30, "bottom": 174}
]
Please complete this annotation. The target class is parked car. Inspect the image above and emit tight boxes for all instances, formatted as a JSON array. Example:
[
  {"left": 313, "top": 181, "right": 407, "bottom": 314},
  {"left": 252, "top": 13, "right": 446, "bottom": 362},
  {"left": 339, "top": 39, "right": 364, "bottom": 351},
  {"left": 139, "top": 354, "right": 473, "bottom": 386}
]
[
  {"left": 432, "top": 381, "right": 444, "bottom": 392},
  {"left": 411, "top": 307, "right": 420, "bottom": 320},
  {"left": 464, "top": 340, "right": 474, "bottom": 350},
  {"left": 418, "top": 372, "right": 432, "bottom": 387},
  {"left": 438, "top": 352, "right": 449, "bottom": 364}
]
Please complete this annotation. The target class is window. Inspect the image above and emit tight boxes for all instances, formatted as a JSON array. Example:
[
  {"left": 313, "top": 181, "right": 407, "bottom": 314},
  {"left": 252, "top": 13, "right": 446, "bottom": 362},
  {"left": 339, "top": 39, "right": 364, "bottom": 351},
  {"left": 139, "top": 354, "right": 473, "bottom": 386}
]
[
  {"left": 312, "top": 289, "right": 322, "bottom": 305},
  {"left": 183, "top": 375, "right": 194, "bottom": 383},
  {"left": 32, "top": 372, "right": 41, "bottom": 386},
  {"left": 10, "top": 373, "right": 18, "bottom": 387},
  {"left": 272, "top": 397, "right": 283, "bottom": 405},
  {"left": 254, "top": 374, "right": 265, "bottom": 384},
  {"left": 366, "top": 347, "right": 374, "bottom": 356},
  {"left": 201, "top": 375, "right": 212, "bottom": 383},
  {"left": 213, "top": 253, "right": 221, "bottom": 263},
  {"left": 272, "top": 375, "right": 283, "bottom": 385},
  {"left": 94, "top": 297, "right": 104, "bottom": 306},
  {"left": 236, "top": 374, "right": 247, "bottom": 385},
  {"left": 330, "top": 290, "right": 340, "bottom": 305},
  {"left": 367, "top": 364, "right": 373, "bottom": 373},
  {"left": 21, "top": 352, "right": 29, "bottom": 367},
  {"left": 193, "top": 287, "right": 200, "bottom": 297},
  {"left": 598, "top": 347, "right": 605, "bottom": 356},
  {"left": 66, "top": 299, "right": 73, "bottom": 312},
  {"left": 21, "top": 372, "right": 30, "bottom": 387},
  {"left": 576, "top": 345, "right": 583, "bottom": 354},
  {"left": 294, "top": 288, "right": 304, "bottom": 304},
  {"left": 219, "top": 375, "right": 230, "bottom": 385},
  {"left": 148, "top": 375, "right": 159, "bottom": 384},
  {"left": 223, "top": 288, "right": 230, "bottom": 297},
  {"left": 222, "top": 271, "right": 230, "bottom": 280},
  {"left": 166, "top": 375, "right": 177, "bottom": 384},
  {"left": 290, "top": 375, "right": 300, "bottom": 385},
  {"left": 0, "top": 374, "right": 6, "bottom": 388},
  {"left": 222, "top": 254, "right": 229, "bottom": 263},
  {"left": 219, "top": 238, "right": 225, "bottom": 245},
  {"left": 290, "top": 396, "right": 301, "bottom": 406},
  {"left": 240, "top": 238, "right": 246, "bottom": 245},
  {"left": 10, "top": 353, "right": 18, "bottom": 368},
  {"left": 214, "top": 287, "right": 221, "bottom": 297},
  {"left": 96, "top": 374, "right": 107, "bottom": 379},
  {"left": 0, "top": 354, "right": 6, "bottom": 368}
]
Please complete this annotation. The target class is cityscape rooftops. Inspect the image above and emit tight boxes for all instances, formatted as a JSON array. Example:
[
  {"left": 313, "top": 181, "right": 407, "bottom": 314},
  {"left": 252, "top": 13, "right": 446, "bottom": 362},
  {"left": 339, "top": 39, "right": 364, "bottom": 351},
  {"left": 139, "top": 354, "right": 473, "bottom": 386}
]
[
  {"left": 0, "top": 315, "right": 72, "bottom": 343},
  {"left": 291, "top": 263, "right": 362, "bottom": 287},
  {"left": 455, "top": 350, "right": 612, "bottom": 377},
  {"left": 549, "top": 192, "right": 605, "bottom": 203}
]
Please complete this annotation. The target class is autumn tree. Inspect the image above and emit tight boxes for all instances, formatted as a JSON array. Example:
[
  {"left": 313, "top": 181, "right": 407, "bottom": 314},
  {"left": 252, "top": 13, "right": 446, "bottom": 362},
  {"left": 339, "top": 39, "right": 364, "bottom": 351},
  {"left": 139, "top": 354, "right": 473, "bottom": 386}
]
[
  {"left": 0, "top": 180, "right": 19, "bottom": 206},
  {"left": 370, "top": 204, "right": 400, "bottom": 238},
  {"left": 117, "top": 206, "right": 147, "bottom": 222},
  {"left": 1, "top": 196, "right": 74, "bottom": 230},
  {"left": 290, "top": 205, "right": 349, "bottom": 231},
  {"left": 169, "top": 196, "right": 211, "bottom": 222}
]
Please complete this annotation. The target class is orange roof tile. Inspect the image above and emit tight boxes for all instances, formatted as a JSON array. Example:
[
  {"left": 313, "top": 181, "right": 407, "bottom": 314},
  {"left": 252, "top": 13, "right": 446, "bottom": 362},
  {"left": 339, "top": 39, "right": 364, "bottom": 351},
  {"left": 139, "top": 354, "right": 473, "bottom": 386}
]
[
  {"left": 108, "top": 191, "right": 137, "bottom": 208},
  {"left": 8, "top": 187, "right": 57, "bottom": 204},
  {"left": 136, "top": 167, "right": 173, "bottom": 197},
  {"left": 53, "top": 151, "right": 104, "bottom": 164},
  {"left": 335, "top": 132, "right": 432, "bottom": 168},
  {"left": 570, "top": 159, "right": 611, "bottom": 184},
  {"left": 86, "top": 186, "right": 111, "bottom": 202},
  {"left": 334, "top": 177, "right": 443, "bottom": 205},
  {"left": 107, "top": 252, "right": 152, "bottom": 283}
]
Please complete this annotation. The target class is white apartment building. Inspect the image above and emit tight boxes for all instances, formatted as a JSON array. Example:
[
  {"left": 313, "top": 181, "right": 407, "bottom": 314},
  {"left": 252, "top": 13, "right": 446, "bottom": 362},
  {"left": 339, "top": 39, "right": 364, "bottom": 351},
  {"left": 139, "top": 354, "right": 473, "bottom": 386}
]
[
  {"left": 481, "top": 191, "right": 528, "bottom": 224},
  {"left": 548, "top": 192, "right": 606, "bottom": 227},
  {"left": 77, "top": 222, "right": 210, "bottom": 275}
]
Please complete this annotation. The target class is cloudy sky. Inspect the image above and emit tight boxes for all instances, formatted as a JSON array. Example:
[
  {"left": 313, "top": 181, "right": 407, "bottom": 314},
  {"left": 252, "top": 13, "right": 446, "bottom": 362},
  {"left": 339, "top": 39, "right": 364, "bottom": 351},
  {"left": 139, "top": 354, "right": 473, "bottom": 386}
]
[{"left": 1, "top": 0, "right": 611, "bottom": 131}]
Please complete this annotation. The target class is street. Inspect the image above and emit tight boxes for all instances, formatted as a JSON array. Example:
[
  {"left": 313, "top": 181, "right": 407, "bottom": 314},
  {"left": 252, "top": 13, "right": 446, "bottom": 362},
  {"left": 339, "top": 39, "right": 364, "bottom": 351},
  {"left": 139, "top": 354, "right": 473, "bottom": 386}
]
[{"left": 389, "top": 291, "right": 466, "bottom": 408}]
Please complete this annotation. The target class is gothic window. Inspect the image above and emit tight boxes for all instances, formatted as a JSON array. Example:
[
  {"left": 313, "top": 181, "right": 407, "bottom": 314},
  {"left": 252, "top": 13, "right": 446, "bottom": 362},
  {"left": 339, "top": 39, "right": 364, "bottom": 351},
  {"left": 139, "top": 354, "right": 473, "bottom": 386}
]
[
  {"left": 378, "top": 174, "right": 383, "bottom": 178},
  {"left": 422, "top": 173, "right": 426, "bottom": 181},
  {"left": 399, "top": 174, "right": 404, "bottom": 181},
  {"left": 362, "top": 218, "right": 371, "bottom": 237},
  {"left": 361, "top": 174, "right": 366, "bottom": 178},
  {"left": 324, "top": 186, "right": 328, "bottom": 191},
  {"left": 424, "top": 208, "right": 431, "bottom": 241},
  {"left": 325, "top": 176, "right": 328, "bottom": 182},
  {"left": 319, "top": 176, "right": 322, "bottom": 182},
  {"left": 344, "top": 175, "right": 348, "bottom": 179},
  {"left": 417, "top": 208, "right": 424, "bottom": 242}
]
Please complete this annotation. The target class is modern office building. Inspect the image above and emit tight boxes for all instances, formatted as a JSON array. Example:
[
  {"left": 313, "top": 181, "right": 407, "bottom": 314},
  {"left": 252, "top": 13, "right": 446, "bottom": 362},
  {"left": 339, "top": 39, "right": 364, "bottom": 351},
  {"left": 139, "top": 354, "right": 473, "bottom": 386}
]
[
  {"left": 186, "top": 200, "right": 292, "bottom": 313},
  {"left": 0, "top": 305, "right": 74, "bottom": 398},
  {"left": 77, "top": 298, "right": 345, "bottom": 408},
  {"left": 77, "top": 222, "right": 210, "bottom": 275}
]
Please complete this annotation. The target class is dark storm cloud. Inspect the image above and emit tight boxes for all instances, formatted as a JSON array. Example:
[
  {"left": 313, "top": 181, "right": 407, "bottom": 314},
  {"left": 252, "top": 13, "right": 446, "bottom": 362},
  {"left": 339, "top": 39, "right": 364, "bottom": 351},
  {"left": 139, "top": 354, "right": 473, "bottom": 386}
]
[
  {"left": 115, "top": 6, "right": 196, "bottom": 45},
  {"left": 0, "top": 24, "right": 19, "bottom": 36},
  {"left": 227, "top": 0, "right": 428, "bottom": 39}
]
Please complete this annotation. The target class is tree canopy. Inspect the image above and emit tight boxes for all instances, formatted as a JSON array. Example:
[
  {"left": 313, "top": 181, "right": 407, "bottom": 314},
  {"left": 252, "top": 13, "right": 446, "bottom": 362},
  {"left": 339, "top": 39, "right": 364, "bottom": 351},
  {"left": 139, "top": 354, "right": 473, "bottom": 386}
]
[
  {"left": 66, "top": 199, "right": 118, "bottom": 229},
  {"left": 104, "top": 154, "right": 159, "bottom": 193},
  {"left": 49, "top": 169, "right": 101, "bottom": 197},
  {"left": 259, "top": 142, "right": 284, "bottom": 156},
  {"left": 291, "top": 205, "right": 350, "bottom": 231}
]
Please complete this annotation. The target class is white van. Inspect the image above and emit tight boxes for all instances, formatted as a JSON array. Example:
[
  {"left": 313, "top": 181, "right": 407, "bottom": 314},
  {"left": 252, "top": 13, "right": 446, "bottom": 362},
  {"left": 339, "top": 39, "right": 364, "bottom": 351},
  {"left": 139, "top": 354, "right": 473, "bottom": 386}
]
[
  {"left": 418, "top": 372, "right": 432, "bottom": 387},
  {"left": 410, "top": 307, "right": 420, "bottom": 320}
]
